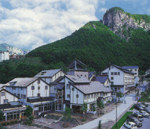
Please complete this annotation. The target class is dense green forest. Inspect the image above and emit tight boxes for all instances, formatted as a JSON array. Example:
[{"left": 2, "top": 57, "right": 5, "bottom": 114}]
[{"left": 0, "top": 21, "right": 150, "bottom": 83}]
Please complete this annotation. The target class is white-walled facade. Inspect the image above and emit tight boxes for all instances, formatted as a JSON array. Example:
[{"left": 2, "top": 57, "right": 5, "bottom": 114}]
[
  {"left": 0, "top": 89, "right": 18, "bottom": 104},
  {"left": 101, "top": 65, "right": 135, "bottom": 94}
]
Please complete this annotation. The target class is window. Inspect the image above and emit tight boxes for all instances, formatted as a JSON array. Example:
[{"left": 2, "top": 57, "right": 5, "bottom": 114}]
[
  {"left": 37, "top": 80, "right": 40, "bottom": 84},
  {"left": 67, "top": 84, "right": 70, "bottom": 89},
  {"left": 38, "top": 87, "right": 40, "bottom": 90},
  {"left": 1, "top": 92, "right": 5, "bottom": 96},
  {"left": 67, "top": 94, "right": 70, "bottom": 98},
  {"left": 12, "top": 87, "right": 16, "bottom": 90},
  {"left": 111, "top": 72, "right": 114, "bottom": 75},
  {"left": 4, "top": 99, "right": 8, "bottom": 104},
  {"left": 111, "top": 77, "right": 114, "bottom": 80},
  {"left": 118, "top": 72, "right": 120, "bottom": 75},
  {"left": 88, "top": 95, "right": 90, "bottom": 99},
  {"left": 114, "top": 72, "right": 117, "bottom": 75},
  {"left": 76, "top": 94, "right": 79, "bottom": 98},
  {"left": 21, "top": 87, "right": 23, "bottom": 90},
  {"left": 37, "top": 93, "right": 40, "bottom": 97},
  {"left": 72, "top": 88, "right": 74, "bottom": 91},
  {"left": 45, "top": 86, "right": 48, "bottom": 90},
  {"left": 31, "top": 86, "right": 34, "bottom": 90},
  {"left": 111, "top": 82, "right": 114, "bottom": 85}
]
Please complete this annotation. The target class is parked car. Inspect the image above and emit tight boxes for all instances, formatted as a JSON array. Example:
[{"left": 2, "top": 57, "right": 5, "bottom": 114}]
[
  {"left": 132, "top": 112, "right": 143, "bottom": 118},
  {"left": 124, "top": 121, "right": 137, "bottom": 129},
  {"left": 140, "top": 110, "right": 149, "bottom": 117},
  {"left": 127, "top": 115, "right": 142, "bottom": 127},
  {"left": 134, "top": 104, "right": 144, "bottom": 111},
  {"left": 141, "top": 102, "right": 149, "bottom": 107},
  {"left": 143, "top": 108, "right": 150, "bottom": 114},
  {"left": 138, "top": 117, "right": 143, "bottom": 122}
]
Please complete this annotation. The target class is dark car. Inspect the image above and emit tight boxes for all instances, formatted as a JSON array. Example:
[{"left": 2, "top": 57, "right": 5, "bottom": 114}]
[
  {"left": 132, "top": 112, "right": 143, "bottom": 118},
  {"left": 134, "top": 104, "right": 144, "bottom": 111},
  {"left": 127, "top": 115, "right": 142, "bottom": 127},
  {"left": 141, "top": 102, "right": 149, "bottom": 107}
]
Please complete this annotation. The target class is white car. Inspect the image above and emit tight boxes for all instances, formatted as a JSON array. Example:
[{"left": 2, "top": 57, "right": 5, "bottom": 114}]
[
  {"left": 142, "top": 111, "right": 149, "bottom": 117},
  {"left": 124, "top": 121, "right": 137, "bottom": 129}
]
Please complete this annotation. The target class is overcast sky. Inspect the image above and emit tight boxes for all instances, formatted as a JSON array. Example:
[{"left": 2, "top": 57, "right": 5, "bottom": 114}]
[{"left": 0, "top": 0, "right": 150, "bottom": 50}]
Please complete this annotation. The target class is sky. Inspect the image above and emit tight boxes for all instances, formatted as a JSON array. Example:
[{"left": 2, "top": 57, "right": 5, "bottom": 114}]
[{"left": 0, "top": 0, "right": 150, "bottom": 50}]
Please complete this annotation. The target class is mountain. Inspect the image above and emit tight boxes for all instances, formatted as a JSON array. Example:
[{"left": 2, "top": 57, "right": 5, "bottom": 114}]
[
  {"left": 103, "top": 7, "right": 150, "bottom": 40},
  {"left": 0, "top": 7, "right": 150, "bottom": 83},
  {"left": 0, "top": 43, "right": 25, "bottom": 55}
]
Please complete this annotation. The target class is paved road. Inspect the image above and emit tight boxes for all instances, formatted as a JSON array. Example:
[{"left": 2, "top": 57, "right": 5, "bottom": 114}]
[{"left": 72, "top": 94, "right": 137, "bottom": 129}]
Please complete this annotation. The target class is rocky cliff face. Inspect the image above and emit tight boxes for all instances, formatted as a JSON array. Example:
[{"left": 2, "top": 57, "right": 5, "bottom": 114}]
[
  {"left": 0, "top": 43, "right": 25, "bottom": 55},
  {"left": 103, "top": 7, "right": 150, "bottom": 40}
]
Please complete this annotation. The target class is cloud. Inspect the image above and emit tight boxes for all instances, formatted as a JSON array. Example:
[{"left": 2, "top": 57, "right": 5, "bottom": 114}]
[
  {"left": 0, "top": 0, "right": 98, "bottom": 50},
  {"left": 99, "top": 8, "right": 107, "bottom": 13}
]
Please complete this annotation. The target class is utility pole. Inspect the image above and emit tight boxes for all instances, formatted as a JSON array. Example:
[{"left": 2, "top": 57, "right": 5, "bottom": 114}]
[{"left": 116, "top": 92, "right": 117, "bottom": 127}]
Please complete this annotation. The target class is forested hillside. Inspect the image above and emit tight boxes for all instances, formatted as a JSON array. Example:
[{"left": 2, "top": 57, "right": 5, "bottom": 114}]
[{"left": 0, "top": 8, "right": 150, "bottom": 83}]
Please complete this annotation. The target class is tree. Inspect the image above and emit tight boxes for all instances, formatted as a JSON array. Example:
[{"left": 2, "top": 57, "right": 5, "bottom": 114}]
[
  {"left": 0, "top": 110, "right": 4, "bottom": 121},
  {"left": 97, "top": 100, "right": 104, "bottom": 109},
  {"left": 82, "top": 103, "right": 87, "bottom": 114},
  {"left": 97, "top": 100, "right": 104, "bottom": 115},
  {"left": 25, "top": 106, "right": 33, "bottom": 117},
  {"left": 64, "top": 107, "right": 71, "bottom": 121},
  {"left": 116, "top": 92, "right": 123, "bottom": 102}
]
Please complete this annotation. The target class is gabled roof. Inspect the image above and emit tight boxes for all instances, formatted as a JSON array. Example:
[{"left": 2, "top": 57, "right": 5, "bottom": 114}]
[
  {"left": 5, "top": 77, "right": 38, "bottom": 87},
  {"left": 68, "top": 59, "right": 87, "bottom": 71},
  {"left": 65, "top": 75, "right": 90, "bottom": 84},
  {"left": 112, "top": 65, "right": 134, "bottom": 75},
  {"left": 122, "top": 66, "right": 139, "bottom": 69},
  {"left": 75, "top": 81, "right": 112, "bottom": 94},
  {"left": 35, "top": 69, "right": 61, "bottom": 78},
  {"left": 0, "top": 89, "right": 19, "bottom": 99},
  {"left": 93, "top": 75, "right": 109, "bottom": 84}
]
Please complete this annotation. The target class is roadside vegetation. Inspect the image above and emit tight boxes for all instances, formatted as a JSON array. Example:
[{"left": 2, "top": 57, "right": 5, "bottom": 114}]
[
  {"left": 139, "top": 89, "right": 150, "bottom": 102},
  {"left": 111, "top": 112, "right": 132, "bottom": 129}
]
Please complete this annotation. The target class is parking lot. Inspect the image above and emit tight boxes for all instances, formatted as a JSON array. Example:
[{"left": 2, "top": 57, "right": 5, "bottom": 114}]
[
  {"left": 121, "top": 117, "right": 150, "bottom": 129},
  {"left": 121, "top": 103, "right": 150, "bottom": 129}
]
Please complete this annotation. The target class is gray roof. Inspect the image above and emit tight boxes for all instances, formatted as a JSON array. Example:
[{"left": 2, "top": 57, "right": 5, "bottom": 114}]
[
  {"left": 113, "top": 65, "right": 134, "bottom": 75},
  {"left": 66, "top": 75, "right": 90, "bottom": 84},
  {"left": 35, "top": 69, "right": 61, "bottom": 78},
  {"left": 75, "top": 81, "right": 112, "bottom": 94},
  {"left": 88, "top": 72, "right": 96, "bottom": 79},
  {"left": 122, "top": 66, "right": 139, "bottom": 69},
  {"left": 6, "top": 77, "right": 37, "bottom": 87},
  {"left": 94, "top": 76, "right": 109, "bottom": 84}
]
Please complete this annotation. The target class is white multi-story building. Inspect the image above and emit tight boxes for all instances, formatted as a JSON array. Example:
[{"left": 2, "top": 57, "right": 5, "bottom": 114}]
[
  {"left": 64, "top": 59, "right": 112, "bottom": 112},
  {"left": 101, "top": 65, "right": 135, "bottom": 94},
  {"left": 0, "top": 51, "right": 9, "bottom": 62},
  {"left": 4, "top": 77, "right": 55, "bottom": 116},
  {"left": 0, "top": 89, "right": 26, "bottom": 121},
  {"left": 122, "top": 66, "right": 139, "bottom": 85}
]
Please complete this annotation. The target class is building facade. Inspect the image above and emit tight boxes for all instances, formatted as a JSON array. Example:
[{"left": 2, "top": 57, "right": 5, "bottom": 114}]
[
  {"left": 0, "top": 51, "right": 9, "bottom": 62},
  {"left": 0, "top": 89, "right": 26, "bottom": 122},
  {"left": 101, "top": 65, "right": 135, "bottom": 94}
]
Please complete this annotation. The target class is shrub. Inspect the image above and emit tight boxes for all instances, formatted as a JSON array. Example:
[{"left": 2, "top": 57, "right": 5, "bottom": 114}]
[
  {"left": 25, "top": 106, "right": 33, "bottom": 117},
  {"left": 24, "top": 115, "right": 34, "bottom": 126}
]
